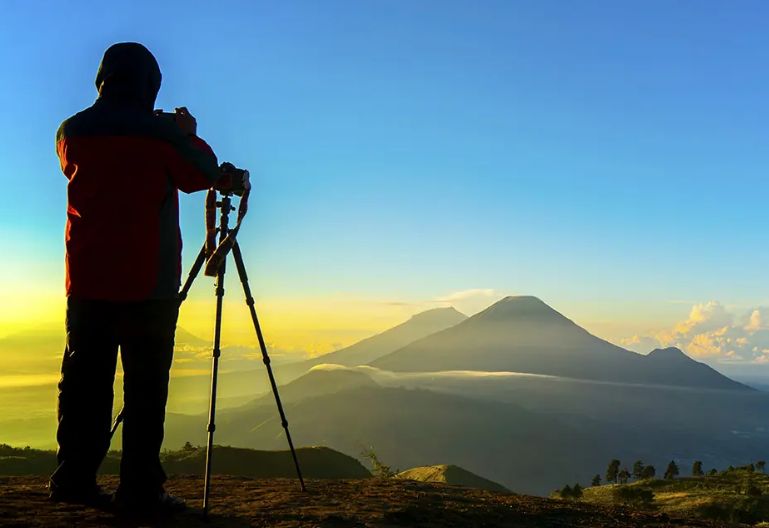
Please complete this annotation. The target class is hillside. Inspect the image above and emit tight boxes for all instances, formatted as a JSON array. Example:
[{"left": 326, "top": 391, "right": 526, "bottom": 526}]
[
  {"left": 0, "top": 444, "right": 369, "bottom": 480},
  {"left": 397, "top": 464, "right": 509, "bottom": 492},
  {"left": 371, "top": 296, "right": 749, "bottom": 391},
  {"left": 0, "top": 475, "right": 736, "bottom": 527},
  {"left": 242, "top": 367, "right": 380, "bottom": 407},
  {"left": 179, "top": 383, "right": 607, "bottom": 495},
  {"left": 582, "top": 467, "right": 769, "bottom": 525}
]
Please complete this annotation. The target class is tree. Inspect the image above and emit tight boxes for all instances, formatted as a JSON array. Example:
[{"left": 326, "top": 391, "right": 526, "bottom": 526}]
[
  {"left": 632, "top": 460, "right": 645, "bottom": 480},
  {"left": 560, "top": 484, "right": 573, "bottom": 499},
  {"left": 692, "top": 460, "right": 703, "bottom": 477},
  {"left": 708, "top": 469, "right": 718, "bottom": 476},
  {"left": 664, "top": 460, "right": 679, "bottom": 480},
  {"left": 572, "top": 483, "right": 584, "bottom": 499},
  {"left": 360, "top": 447, "right": 398, "bottom": 479},
  {"left": 641, "top": 465, "right": 656, "bottom": 480},
  {"left": 591, "top": 474, "right": 601, "bottom": 487},
  {"left": 182, "top": 441, "right": 196, "bottom": 452},
  {"left": 757, "top": 460, "right": 766, "bottom": 473},
  {"left": 618, "top": 468, "right": 631, "bottom": 484},
  {"left": 606, "top": 459, "right": 621, "bottom": 484}
]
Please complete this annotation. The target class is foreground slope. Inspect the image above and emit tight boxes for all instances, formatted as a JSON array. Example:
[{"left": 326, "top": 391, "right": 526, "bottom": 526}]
[
  {"left": 0, "top": 475, "right": 735, "bottom": 527},
  {"left": 371, "top": 296, "right": 749, "bottom": 391}
]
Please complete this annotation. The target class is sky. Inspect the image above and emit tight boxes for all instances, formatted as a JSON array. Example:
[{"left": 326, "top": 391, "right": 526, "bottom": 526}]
[{"left": 1, "top": 1, "right": 769, "bottom": 367}]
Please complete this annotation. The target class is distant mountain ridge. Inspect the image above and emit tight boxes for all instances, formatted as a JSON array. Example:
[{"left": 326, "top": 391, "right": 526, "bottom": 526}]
[
  {"left": 299, "top": 307, "right": 467, "bottom": 368},
  {"left": 371, "top": 296, "right": 749, "bottom": 391}
]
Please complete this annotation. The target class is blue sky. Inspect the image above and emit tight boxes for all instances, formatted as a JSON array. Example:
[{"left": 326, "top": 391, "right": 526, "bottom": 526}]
[{"left": 1, "top": 1, "right": 768, "bottom": 360}]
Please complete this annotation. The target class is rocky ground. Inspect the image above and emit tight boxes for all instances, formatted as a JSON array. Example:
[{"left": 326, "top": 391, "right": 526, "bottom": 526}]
[{"left": 0, "top": 475, "right": 744, "bottom": 527}]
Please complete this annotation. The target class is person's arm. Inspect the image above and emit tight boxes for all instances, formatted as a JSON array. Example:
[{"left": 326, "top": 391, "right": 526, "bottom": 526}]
[{"left": 154, "top": 107, "right": 221, "bottom": 193}]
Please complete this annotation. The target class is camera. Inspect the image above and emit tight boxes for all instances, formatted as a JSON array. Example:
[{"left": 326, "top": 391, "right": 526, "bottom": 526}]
[
  {"left": 155, "top": 111, "right": 176, "bottom": 122},
  {"left": 216, "top": 162, "right": 250, "bottom": 196}
]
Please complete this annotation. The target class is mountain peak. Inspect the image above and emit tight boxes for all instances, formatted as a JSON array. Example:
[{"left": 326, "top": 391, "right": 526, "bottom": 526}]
[
  {"left": 474, "top": 296, "right": 571, "bottom": 324},
  {"left": 647, "top": 347, "right": 691, "bottom": 361},
  {"left": 408, "top": 307, "right": 466, "bottom": 324}
]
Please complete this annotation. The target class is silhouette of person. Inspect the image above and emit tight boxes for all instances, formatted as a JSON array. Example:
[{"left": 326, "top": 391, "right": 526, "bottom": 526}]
[{"left": 49, "top": 42, "right": 222, "bottom": 513}]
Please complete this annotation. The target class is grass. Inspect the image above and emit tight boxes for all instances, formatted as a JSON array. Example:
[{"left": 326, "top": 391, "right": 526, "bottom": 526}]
[{"left": 580, "top": 468, "right": 769, "bottom": 524}]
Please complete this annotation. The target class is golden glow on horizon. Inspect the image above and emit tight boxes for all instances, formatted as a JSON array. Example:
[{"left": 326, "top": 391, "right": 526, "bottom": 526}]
[{"left": 177, "top": 295, "right": 418, "bottom": 356}]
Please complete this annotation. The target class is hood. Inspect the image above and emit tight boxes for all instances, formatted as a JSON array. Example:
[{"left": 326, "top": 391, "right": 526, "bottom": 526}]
[{"left": 95, "top": 42, "right": 161, "bottom": 112}]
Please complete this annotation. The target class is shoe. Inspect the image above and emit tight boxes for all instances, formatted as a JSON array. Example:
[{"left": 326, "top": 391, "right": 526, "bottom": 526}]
[
  {"left": 113, "top": 489, "right": 186, "bottom": 515},
  {"left": 48, "top": 482, "right": 113, "bottom": 509}
]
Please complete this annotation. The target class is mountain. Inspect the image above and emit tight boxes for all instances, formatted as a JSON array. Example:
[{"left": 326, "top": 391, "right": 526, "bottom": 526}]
[
  {"left": 182, "top": 378, "right": 605, "bottom": 495},
  {"left": 397, "top": 464, "right": 509, "bottom": 492},
  {"left": 371, "top": 296, "right": 749, "bottom": 391},
  {"left": 242, "top": 367, "right": 380, "bottom": 406},
  {"left": 174, "top": 326, "right": 209, "bottom": 346},
  {"left": 164, "top": 366, "right": 769, "bottom": 495},
  {"left": 302, "top": 307, "right": 467, "bottom": 367},
  {"left": 161, "top": 445, "right": 370, "bottom": 479}
]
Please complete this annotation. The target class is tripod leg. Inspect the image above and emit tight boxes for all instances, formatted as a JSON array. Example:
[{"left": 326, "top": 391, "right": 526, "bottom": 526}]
[
  {"left": 107, "top": 243, "right": 208, "bottom": 446},
  {"left": 231, "top": 242, "right": 307, "bottom": 492},
  {"left": 203, "top": 260, "right": 226, "bottom": 517},
  {"left": 179, "top": 244, "right": 208, "bottom": 302}
]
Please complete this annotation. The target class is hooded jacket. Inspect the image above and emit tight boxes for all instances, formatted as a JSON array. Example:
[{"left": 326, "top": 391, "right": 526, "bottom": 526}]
[{"left": 57, "top": 42, "right": 220, "bottom": 300}]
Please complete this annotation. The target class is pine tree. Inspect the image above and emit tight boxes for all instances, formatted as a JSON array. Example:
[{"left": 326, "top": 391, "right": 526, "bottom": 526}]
[
  {"left": 606, "top": 459, "right": 621, "bottom": 484},
  {"left": 757, "top": 461, "right": 766, "bottom": 473},
  {"left": 632, "top": 460, "right": 645, "bottom": 480},
  {"left": 692, "top": 460, "right": 703, "bottom": 477},
  {"left": 591, "top": 474, "right": 601, "bottom": 487},
  {"left": 572, "top": 483, "right": 584, "bottom": 499},
  {"left": 618, "top": 468, "right": 631, "bottom": 484},
  {"left": 560, "top": 484, "right": 573, "bottom": 499},
  {"left": 664, "top": 460, "right": 679, "bottom": 480},
  {"left": 641, "top": 465, "right": 656, "bottom": 479}
]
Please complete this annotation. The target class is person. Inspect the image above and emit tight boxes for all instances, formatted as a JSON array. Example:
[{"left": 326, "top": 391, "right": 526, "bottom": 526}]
[{"left": 49, "top": 42, "right": 223, "bottom": 513}]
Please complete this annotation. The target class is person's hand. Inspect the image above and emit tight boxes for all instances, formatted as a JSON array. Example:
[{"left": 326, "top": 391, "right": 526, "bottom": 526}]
[{"left": 174, "top": 107, "right": 197, "bottom": 136}]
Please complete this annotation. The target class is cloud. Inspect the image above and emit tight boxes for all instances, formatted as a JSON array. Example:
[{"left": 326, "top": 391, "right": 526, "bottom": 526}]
[
  {"left": 435, "top": 289, "right": 497, "bottom": 303},
  {"left": 620, "top": 334, "right": 660, "bottom": 352},
  {"left": 746, "top": 310, "right": 766, "bottom": 332},
  {"left": 622, "top": 301, "right": 769, "bottom": 363},
  {"left": 433, "top": 289, "right": 501, "bottom": 315}
]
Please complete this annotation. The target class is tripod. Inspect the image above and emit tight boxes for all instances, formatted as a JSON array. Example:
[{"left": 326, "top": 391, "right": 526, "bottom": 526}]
[{"left": 110, "top": 189, "right": 306, "bottom": 517}]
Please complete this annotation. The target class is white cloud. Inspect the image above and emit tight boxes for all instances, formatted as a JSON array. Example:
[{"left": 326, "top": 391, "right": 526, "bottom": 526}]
[
  {"left": 434, "top": 289, "right": 500, "bottom": 316},
  {"left": 435, "top": 289, "right": 498, "bottom": 303},
  {"left": 746, "top": 309, "right": 766, "bottom": 332},
  {"left": 622, "top": 301, "right": 769, "bottom": 363}
]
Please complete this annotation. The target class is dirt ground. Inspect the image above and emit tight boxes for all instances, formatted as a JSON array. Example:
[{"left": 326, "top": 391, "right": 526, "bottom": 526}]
[{"left": 0, "top": 475, "right": 744, "bottom": 527}]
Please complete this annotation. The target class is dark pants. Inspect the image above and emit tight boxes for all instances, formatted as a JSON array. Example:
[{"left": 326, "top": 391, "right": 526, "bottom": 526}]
[{"left": 50, "top": 297, "right": 179, "bottom": 496}]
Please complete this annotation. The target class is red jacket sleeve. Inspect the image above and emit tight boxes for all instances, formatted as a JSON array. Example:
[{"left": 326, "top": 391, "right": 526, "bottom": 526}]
[{"left": 164, "top": 134, "right": 220, "bottom": 193}]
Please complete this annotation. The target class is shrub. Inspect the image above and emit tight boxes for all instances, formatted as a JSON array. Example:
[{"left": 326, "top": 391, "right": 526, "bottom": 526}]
[
  {"left": 700, "top": 498, "right": 764, "bottom": 524},
  {"left": 360, "top": 448, "right": 398, "bottom": 479},
  {"left": 612, "top": 486, "right": 654, "bottom": 507}
]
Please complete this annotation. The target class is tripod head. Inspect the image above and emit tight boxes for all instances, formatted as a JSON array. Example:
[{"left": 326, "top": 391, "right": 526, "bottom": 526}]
[
  {"left": 204, "top": 165, "right": 251, "bottom": 278},
  {"left": 215, "top": 162, "right": 250, "bottom": 197}
]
